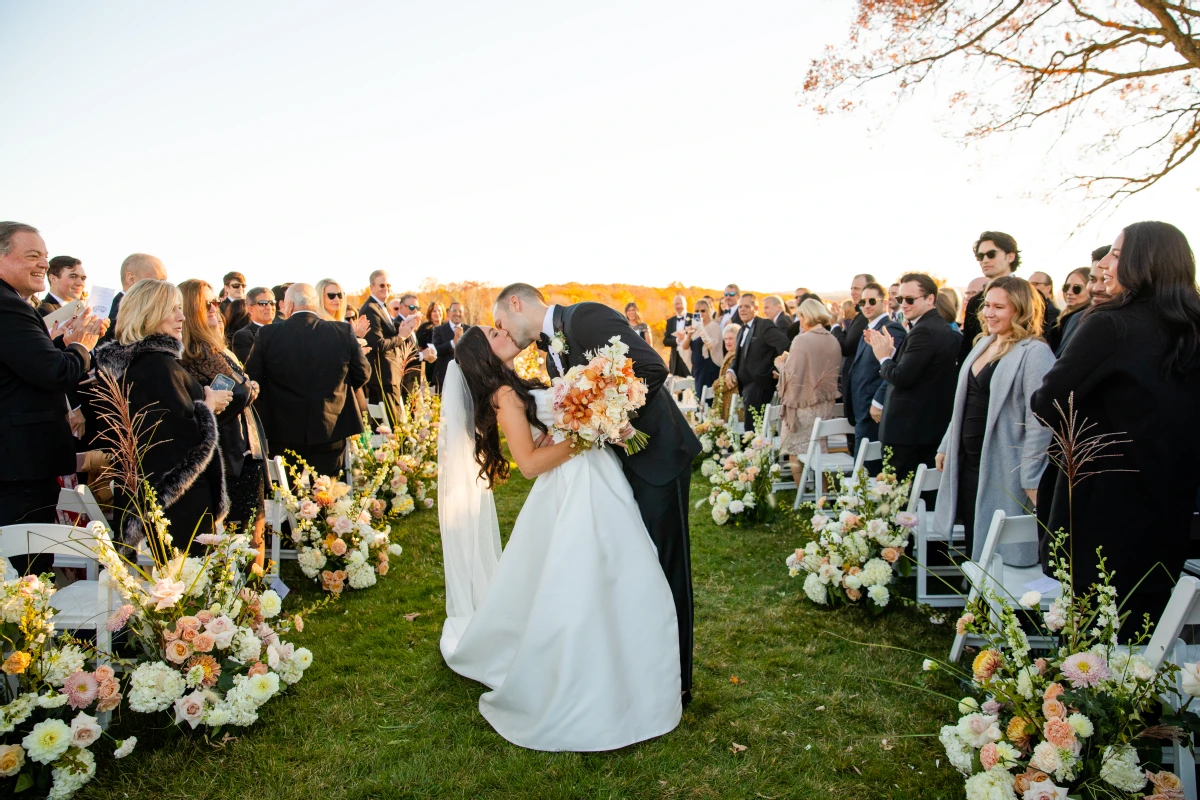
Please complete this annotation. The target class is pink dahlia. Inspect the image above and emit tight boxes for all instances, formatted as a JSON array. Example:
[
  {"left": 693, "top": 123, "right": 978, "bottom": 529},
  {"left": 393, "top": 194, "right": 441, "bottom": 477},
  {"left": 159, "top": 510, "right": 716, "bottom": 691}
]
[
  {"left": 1061, "top": 652, "right": 1111, "bottom": 689},
  {"left": 64, "top": 670, "right": 99, "bottom": 709},
  {"left": 106, "top": 603, "right": 135, "bottom": 633}
]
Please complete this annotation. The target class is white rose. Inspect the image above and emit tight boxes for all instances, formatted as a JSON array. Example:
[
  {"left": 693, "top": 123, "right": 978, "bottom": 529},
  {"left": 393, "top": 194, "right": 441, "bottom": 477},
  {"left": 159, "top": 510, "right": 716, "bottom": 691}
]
[{"left": 1019, "top": 590, "right": 1042, "bottom": 608}]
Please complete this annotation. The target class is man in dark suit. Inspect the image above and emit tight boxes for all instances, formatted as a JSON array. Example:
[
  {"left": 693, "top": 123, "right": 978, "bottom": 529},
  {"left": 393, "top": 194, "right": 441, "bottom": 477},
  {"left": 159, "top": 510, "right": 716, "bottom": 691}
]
[
  {"left": 36, "top": 256, "right": 86, "bottom": 317},
  {"left": 232, "top": 286, "right": 275, "bottom": 363},
  {"left": 271, "top": 283, "right": 291, "bottom": 323},
  {"left": 842, "top": 282, "right": 906, "bottom": 474},
  {"left": 0, "top": 222, "right": 106, "bottom": 530},
  {"left": 105, "top": 253, "right": 167, "bottom": 341},
  {"left": 661, "top": 295, "right": 692, "bottom": 377},
  {"left": 725, "top": 293, "right": 790, "bottom": 417},
  {"left": 359, "top": 271, "right": 421, "bottom": 408},
  {"left": 493, "top": 282, "right": 703, "bottom": 707},
  {"left": 429, "top": 301, "right": 468, "bottom": 390},
  {"left": 763, "top": 295, "right": 792, "bottom": 337},
  {"left": 864, "top": 272, "right": 960, "bottom": 483},
  {"left": 218, "top": 271, "right": 246, "bottom": 316},
  {"left": 245, "top": 284, "right": 370, "bottom": 477}
]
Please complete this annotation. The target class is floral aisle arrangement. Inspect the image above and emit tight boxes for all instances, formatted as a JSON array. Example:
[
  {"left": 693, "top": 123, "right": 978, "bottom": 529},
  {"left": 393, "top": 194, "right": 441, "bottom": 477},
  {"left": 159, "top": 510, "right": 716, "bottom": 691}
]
[
  {"left": 347, "top": 408, "right": 439, "bottom": 518},
  {"left": 699, "top": 431, "right": 778, "bottom": 526},
  {"left": 785, "top": 466, "right": 915, "bottom": 611},
  {"left": 931, "top": 530, "right": 1199, "bottom": 799},
  {"left": 1, "top": 567, "right": 131, "bottom": 799},
  {"left": 277, "top": 460, "right": 403, "bottom": 595},
  {"left": 691, "top": 416, "right": 742, "bottom": 465},
  {"left": 90, "top": 519, "right": 314, "bottom": 731},
  {"left": 550, "top": 336, "right": 650, "bottom": 453}
]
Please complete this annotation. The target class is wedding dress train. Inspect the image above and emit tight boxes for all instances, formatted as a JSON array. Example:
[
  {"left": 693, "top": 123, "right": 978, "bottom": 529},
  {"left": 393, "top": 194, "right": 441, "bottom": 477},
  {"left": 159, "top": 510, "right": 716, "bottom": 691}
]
[{"left": 438, "top": 374, "right": 681, "bottom": 752}]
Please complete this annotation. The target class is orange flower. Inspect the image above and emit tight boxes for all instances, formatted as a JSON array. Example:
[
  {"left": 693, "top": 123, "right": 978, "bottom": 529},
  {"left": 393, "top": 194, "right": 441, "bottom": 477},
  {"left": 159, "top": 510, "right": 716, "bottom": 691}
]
[
  {"left": 2, "top": 651, "right": 31, "bottom": 675},
  {"left": 1044, "top": 717, "right": 1075, "bottom": 748},
  {"left": 1007, "top": 716, "right": 1034, "bottom": 750},
  {"left": 880, "top": 547, "right": 900, "bottom": 563},
  {"left": 972, "top": 648, "right": 1003, "bottom": 682},
  {"left": 165, "top": 639, "right": 192, "bottom": 664},
  {"left": 1013, "top": 769, "right": 1050, "bottom": 794},
  {"left": 1042, "top": 698, "right": 1067, "bottom": 719},
  {"left": 248, "top": 661, "right": 269, "bottom": 677},
  {"left": 185, "top": 654, "right": 221, "bottom": 688},
  {"left": 1043, "top": 682, "right": 1065, "bottom": 701},
  {"left": 180, "top": 627, "right": 198, "bottom": 642},
  {"left": 315, "top": 490, "right": 334, "bottom": 507}
]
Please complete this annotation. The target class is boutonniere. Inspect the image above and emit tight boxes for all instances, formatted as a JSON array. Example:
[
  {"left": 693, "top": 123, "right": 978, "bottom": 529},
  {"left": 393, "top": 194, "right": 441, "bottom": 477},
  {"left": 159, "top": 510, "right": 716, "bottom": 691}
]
[{"left": 550, "top": 332, "right": 568, "bottom": 356}]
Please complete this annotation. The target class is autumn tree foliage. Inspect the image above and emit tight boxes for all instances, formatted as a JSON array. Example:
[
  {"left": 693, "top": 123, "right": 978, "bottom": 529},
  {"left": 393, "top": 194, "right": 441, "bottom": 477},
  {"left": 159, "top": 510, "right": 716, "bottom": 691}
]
[{"left": 803, "top": 0, "right": 1200, "bottom": 213}]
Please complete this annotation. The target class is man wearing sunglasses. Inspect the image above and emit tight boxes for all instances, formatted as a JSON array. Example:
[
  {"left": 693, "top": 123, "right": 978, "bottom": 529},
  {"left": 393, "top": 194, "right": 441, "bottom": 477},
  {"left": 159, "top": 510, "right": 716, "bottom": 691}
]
[
  {"left": 719, "top": 284, "right": 740, "bottom": 328},
  {"left": 219, "top": 271, "right": 246, "bottom": 316},
  {"left": 863, "top": 272, "right": 960, "bottom": 484},
  {"left": 360, "top": 270, "right": 421, "bottom": 406},
  {"left": 842, "top": 283, "right": 906, "bottom": 475},
  {"left": 960, "top": 231, "right": 1020, "bottom": 365},
  {"left": 232, "top": 286, "right": 275, "bottom": 363}
]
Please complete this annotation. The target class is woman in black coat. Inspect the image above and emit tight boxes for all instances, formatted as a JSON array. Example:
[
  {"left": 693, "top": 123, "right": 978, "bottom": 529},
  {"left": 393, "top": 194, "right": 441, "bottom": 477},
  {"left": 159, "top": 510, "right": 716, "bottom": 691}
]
[
  {"left": 93, "top": 279, "right": 233, "bottom": 554},
  {"left": 1031, "top": 221, "right": 1200, "bottom": 632}
]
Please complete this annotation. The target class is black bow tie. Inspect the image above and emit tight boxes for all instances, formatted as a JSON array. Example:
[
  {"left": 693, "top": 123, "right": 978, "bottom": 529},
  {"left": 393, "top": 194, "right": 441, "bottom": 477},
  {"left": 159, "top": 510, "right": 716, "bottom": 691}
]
[{"left": 537, "top": 333, "right": 551, "bottom": 352}]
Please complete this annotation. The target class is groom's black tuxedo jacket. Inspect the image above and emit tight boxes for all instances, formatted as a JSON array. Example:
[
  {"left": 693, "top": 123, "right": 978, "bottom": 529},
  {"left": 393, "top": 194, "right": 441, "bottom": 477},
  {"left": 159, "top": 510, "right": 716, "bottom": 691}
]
[{"left": 545, "top": 302, "right": 702, "bottom": 486}]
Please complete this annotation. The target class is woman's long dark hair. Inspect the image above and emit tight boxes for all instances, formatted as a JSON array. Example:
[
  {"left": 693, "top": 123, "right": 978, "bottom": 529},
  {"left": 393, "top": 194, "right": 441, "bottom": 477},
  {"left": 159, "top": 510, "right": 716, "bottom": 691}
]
[
  {"left": 454, "top": 327, "right": 547, "bottom": 488},
  {"left": 1107, "top": 220, "right": 1200, "bottom": 375},
  {"left": 1055, "top": 267, "right": 1091, "bottom": 329}
]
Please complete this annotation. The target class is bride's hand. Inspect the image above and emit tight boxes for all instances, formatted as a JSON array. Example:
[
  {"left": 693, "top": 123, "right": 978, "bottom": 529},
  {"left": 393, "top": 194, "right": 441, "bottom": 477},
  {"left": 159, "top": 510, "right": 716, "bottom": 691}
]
[{"left": 534, "top": 432, "right": 555, "bottom": 449}]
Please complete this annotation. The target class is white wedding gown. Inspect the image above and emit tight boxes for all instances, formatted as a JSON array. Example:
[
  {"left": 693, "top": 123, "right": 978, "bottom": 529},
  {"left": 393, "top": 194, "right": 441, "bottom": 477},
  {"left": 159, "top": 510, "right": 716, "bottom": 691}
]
[{"left": 439, "top": 387, "right": 682, "bottom": 752}]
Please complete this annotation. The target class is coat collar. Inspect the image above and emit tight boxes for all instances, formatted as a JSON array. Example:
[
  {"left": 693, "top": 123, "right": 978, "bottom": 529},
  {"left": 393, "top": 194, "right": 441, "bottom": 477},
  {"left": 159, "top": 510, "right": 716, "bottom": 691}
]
[{"left": 94, "top": 333, "right": 183, "bottom": 380}]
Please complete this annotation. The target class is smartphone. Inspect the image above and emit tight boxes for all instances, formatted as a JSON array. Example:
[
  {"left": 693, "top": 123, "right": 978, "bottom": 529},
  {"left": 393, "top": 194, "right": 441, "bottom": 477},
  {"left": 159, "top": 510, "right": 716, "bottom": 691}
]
[
  {"left": 211, "top": 374, "right": 235, "bottom": 392},
  {"left": 693, "top": 312, "right": 703, "bottom": 325}
]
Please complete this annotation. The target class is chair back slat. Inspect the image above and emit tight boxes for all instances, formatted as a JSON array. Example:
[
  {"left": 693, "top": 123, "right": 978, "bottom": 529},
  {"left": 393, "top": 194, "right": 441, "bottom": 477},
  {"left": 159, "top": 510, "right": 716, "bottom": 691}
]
[
  {"left": 1, "top": 524, "right": 105, "bottom": 562},
  {"left": 814, "top": 416, "right": 855, "bottom": 438},
  {"left": 57, "top": 485, "right": 110, "bottom": 529},
  {"left": 853, "top": 439, "right": 883, "bottom": 473},
  {"left": 1144, "top": 576, "right": 1200, "bottom": 670}
]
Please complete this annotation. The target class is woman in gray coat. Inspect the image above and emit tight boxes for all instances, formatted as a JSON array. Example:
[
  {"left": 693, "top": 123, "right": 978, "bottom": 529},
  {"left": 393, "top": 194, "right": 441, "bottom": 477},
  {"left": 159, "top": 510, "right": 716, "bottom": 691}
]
[{"left": 933, "top": 276, "right": 1055, "bottom": 564}]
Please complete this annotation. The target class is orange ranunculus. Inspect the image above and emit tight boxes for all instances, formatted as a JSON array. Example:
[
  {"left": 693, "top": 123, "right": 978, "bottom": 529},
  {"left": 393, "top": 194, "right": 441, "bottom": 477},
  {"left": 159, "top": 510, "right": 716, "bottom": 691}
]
[
  {"left": 1006, "top": 717, "right": 1034, "bottom": 750},
  {"left": 972, "top": 648, "right": 1003, "bottom": 682},
  {"left": 2, "top": 651, "right": 31, "bottom": 675}
]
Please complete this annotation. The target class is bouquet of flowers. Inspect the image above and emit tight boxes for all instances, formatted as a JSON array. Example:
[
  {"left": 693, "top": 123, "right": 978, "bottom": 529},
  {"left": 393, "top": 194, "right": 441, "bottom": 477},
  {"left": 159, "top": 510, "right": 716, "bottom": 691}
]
[
  {"left": 930, "top": 530, "right": 1199, "bottom": 798},
  {"left": 700, "top": 433, "right": 778, "bottom": 525},
  {"left": 348, "top": 425, "right": 436, "bottom": 518},
  {"left": 1, "top": 566, "right": 132, "bottom": 799},
  {"left": 786, "top": 466, "right": 916, "bottom": 611},
  {"left": 692, "top": 416, "right": 742, "bottom": 464},
  {"left": 550, "top": 336, "right": 650, "bottom": 453},
  {"left": 90, "top": 517, "right": 313, "bottom": 731},
  {"left": 278, "top": 461, "right": 402, "bottom": 594}
]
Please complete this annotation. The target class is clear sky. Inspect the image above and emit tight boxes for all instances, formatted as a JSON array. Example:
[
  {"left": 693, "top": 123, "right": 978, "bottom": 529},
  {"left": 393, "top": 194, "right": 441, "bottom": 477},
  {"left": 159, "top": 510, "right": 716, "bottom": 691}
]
[{"left": 4, "top": 1, "right": 1197, "bottom": 297}]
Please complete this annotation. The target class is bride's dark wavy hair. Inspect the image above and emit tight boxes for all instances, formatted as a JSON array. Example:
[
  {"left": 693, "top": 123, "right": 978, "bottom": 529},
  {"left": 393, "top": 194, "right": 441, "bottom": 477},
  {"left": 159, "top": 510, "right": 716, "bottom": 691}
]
[{"left": 454, "top": 326, "right": 547, "bottom": 488}]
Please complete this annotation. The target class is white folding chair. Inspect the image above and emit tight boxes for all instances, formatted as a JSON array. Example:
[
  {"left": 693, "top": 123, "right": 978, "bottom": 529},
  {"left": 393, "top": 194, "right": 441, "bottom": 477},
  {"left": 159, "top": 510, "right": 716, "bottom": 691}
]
[
  {"left": 671, "top": 377, "right": 695, "bottom": 400},
  {"left": 792, "top": 417, "right": 857, "bottom": 508},
  {"left": 911, "top": 464, "right": 968, "bottom": 608},
  {"left": 265, "top": 456, "right": 298, "bottom": 569},
  {"left": 698, "top": 385, "right": 714, "bottom": 422},
  {"left": 852, "top": 438, "right": 883, "bottom": 474},
  {"left": 367, "top": 402, "right": 388, "bottom": 429},
  {"left": 56, "top": 486, "right": 112, "bottom": 571},
  {"left": 728, "top": 393, "right": 745, "bottom": 434},
  {"left": 949, "top": 511, "right": 1061, "bottom": 662}
]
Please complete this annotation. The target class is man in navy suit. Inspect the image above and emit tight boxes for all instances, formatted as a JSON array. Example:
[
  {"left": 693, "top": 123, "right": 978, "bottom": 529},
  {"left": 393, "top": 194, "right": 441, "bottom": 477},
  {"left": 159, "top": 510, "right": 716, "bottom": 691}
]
[{"left": 841, "top": 282, "right": 905, "bottom": 475}]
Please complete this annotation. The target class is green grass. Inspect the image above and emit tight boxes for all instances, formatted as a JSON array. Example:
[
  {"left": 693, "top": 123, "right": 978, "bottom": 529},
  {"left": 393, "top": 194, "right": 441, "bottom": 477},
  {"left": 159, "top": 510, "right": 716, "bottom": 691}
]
[{"left": 80, "top": 471, "right": 968, "bottom": 800}]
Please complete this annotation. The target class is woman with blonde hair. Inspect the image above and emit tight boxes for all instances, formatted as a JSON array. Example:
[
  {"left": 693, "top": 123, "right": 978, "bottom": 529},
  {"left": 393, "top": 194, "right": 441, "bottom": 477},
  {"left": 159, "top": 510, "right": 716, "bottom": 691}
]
[
  {"left": 775, "top": 299, "right": 842, "bottom": 487},
  {"left": 934, "top": 276, "right": 1054, "bottom": 560},
  {"left": 677, "top": 297, "right": 722, "bottom": 394},
  {"left": 178, "top": 279, "right": 268, "bottom": 565},
  {"left": 315, "top": 278, "right": 371, "bottom": 337},
  {"left": 936, "top": 286, "right": 962, "bottom": 331},
  {"left": 624, "top": 302, "right": 654, "bottom": 348},
  {"left": 711, "top": 323, "right": 741, "bottom": 421},
  {"left": 93, "top": 279, "right": 233, "bottom": 551}
]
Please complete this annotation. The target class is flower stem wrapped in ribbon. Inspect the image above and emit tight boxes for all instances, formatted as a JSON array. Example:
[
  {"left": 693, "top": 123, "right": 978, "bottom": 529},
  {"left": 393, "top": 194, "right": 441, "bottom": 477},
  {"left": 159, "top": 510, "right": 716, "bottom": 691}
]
[{"left": 550, "top": 336, "right": 650, "bottom": 454}]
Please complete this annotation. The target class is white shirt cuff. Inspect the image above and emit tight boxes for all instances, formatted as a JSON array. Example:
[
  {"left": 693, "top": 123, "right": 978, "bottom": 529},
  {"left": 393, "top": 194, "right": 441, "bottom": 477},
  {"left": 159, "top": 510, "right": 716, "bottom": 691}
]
[
  {"left": 879, "top": 355, "right": 892, "bottom": 364},
  {"left": 871, "top": 400, "right": 883, "bottom": 410}
]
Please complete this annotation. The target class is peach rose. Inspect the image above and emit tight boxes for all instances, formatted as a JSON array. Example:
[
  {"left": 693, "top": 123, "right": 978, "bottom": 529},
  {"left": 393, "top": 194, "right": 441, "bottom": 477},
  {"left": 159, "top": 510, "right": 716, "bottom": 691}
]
[
  {"left": 93, "top": 665, "right": 115, "bottom": 683},
  {"left": 248, "top": 661, "right": 269, "bottom": 677},
  {"left": 956, "top": 613, "right": 975, "bottom": 636},
  {"left": 1042, "top": 698, "right": 1067, "bottom": 720},
  {"left": 1147, "top": 770, "right": 1183, "bottom": 794},
  {"left": 1013, "top": 769, "right": 1051, "bottom": 795},
  {"left": 165, "top": 639, "right": 192, "bottom": 664},
  {"left": 164, "top": 626, "right": 181, "bottom": 642},
  {"left": 845, "top": 587, "right": 862, "bottom": 601},
  {"left": 1043, "top": 682, "right": 1065, "bottom": 701},
  {"left": 330, "top": 538, "right": 348, "bottom": 557},
  {"left": 192, "top": 632, "right": 216, "bottom": 653},
  {"left": 0, "top": 743, "right": 24, "bottom": 777},
  {"left": 96, "top": 678, "right": 122, "bottom": 712},
  {"left": 177, "top": 615, "right": 200, "bottom": 630},
  {"left": 180, "top": 627, "right": 198, "bottom": 642},
  {"left": 377, "top": 561, "right": 389, "bottom": 576},
  {"left": 196, "top": 609, "right": 214, "bottom": 624},
  {"left": 880, "top": 547, "right": 900, "bottom": 563}
]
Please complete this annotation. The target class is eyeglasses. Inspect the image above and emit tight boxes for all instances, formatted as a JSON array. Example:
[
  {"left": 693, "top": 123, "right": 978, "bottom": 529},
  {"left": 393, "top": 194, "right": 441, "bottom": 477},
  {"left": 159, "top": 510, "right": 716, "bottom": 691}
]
[
  {"left": 227, "top": 282, "right": 243, "bottom": 289},
  {"left": 898, "top": 295, "right": 926, "bottom": 305},
  {"left": 724, "top": 291, "right": 737, "bottom": 297},
  {"left": 864, "top": 297, "right": 880, "bottom": 306},
  {"left": 254, "top": 300, "right": 276, "bottom": 307},
  {"left": 975, "top": 249, "right": 1000, "bottom": 261},
  {"left": 407, "top": 304, "right": 419, "bottom": 311},
  {"left": 1062, "top": 284, "right": 1085, "bottom": 295},
  {"left": 326, "top": 292, "right": 344, "bottom": 300}
]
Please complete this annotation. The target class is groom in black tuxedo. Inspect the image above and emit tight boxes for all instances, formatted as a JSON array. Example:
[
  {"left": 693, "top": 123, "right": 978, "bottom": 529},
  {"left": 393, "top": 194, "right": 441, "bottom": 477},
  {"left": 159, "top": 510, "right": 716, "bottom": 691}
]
[{"left": 493, "top": 283, "right": 702, "bottom": 705}]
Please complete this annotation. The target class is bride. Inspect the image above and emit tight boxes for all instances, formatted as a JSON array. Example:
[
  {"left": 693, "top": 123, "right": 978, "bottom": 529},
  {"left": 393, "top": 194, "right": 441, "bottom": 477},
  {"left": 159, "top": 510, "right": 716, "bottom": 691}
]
[{"left": 437, "top": 325, "right": 682, "bottom": 751}]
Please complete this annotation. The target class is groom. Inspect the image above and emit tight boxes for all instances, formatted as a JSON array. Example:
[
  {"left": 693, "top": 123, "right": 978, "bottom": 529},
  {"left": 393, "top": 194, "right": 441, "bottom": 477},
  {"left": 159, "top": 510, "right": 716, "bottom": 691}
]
[{"left": 493, "top": 283, "right": 702, "bottom": 705}]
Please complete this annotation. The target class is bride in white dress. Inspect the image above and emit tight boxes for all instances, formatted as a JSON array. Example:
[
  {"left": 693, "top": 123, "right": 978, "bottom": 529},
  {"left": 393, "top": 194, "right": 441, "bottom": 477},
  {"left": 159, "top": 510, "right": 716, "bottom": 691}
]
[{"left": 437, "top": 325, "right": 681, "bottom": 752}]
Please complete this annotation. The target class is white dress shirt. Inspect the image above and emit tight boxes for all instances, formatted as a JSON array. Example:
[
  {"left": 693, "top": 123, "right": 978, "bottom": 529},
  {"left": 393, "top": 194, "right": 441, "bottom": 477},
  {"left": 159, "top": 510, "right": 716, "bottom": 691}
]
[{"left": 542, "top": 305, "right": 563, "bottom": 374}]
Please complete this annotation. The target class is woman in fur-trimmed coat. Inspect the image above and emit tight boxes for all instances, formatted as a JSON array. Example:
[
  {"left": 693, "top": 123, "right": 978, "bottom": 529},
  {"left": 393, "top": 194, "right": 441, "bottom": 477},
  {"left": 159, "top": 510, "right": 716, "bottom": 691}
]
[{"left": 93, "top": 280, "right": 230, "bottom": 554}]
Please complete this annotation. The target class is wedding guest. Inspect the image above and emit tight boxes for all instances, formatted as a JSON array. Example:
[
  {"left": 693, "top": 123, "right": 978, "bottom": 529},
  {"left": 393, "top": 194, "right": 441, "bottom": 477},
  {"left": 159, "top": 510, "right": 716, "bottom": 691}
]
[
  {"left": 832, "top": 273, "right": 874, "bottom": 370},
  {"left": 961, "top": 232, "right": 1019, "bottom": 363},
  {"left": 221, "top": 297, "right": 249, "bottom": 346},
  {"left": 719, "top": 284, "right": 740, "bottom": 327},
  {"left": 93, "top": 278, "right": 232, "bottom": 551},
  {"left": 248, "top": 283, "right": 371, "bottom": 477},
  {"left": 36, "top": 256, "right": 86, "bottom": 317},
  {"left": 1046, "top": 268, "right": 1090, "bottom": 355},
  {"left": 419, "top": 301, "right": 451, "bottom": 388},
  {"left": 624, "top": 302, "right": 654, "bottom": 348},
  {"left": 842, "top": 283, "right": 905, "bottom": 474},
  {"left": 1028, "top": 271, "right": 1060, "bottom": 329},
  {"left": 678, "top": 298, "right": 721, "bottom": 394},
  {"left": 936, "top": 287, "right": 962, "bottom": 332},
  {"left": 360, "top": 270, "right": 421, "bottom": 406},
  {"left": 430, "top": 301, "right": 468, "bottom": 389},
  {"left": 774, "top": 299, "right": 841, "bottom": 487},
  {"left": 725, "top": 293, "right": 789, "bottom": 417},
  {"left": 888, "top": 282, "right": 903, "bottom": 324},
  {"left": 712, "top": 323, "right": 742, "bottom": 421},
  {"left": 934, "top": 277, "right": 1054, "bottom": 559},
  {"left": 271, "top": 283, "right": 291, "bottom": 322},
  {"left": 179, "top": 279, "right": 267, "bottom": 565},
  {"left": 387, "top": 296, "right": 404, "bottom": 319},
  {"left": 105, "top": 253, "right": 167, "bottom": 340},
  {"left": 315, "top": 278, "right": 371, "bottom": 338},
  {"left": 864, "top": 272, "right": 960, "bottom": 482},
  {"left": 763, "top": 295, "right": 792, "bottom": 335},
  {"left": 1032, "top": 221, "right": 1200, "bottom": 632},
  {"left": 0, "top": 223, "right": 105, "bottom": 533},
  {"left": 794, "top": 287, "right": 812, "bottom": 306},
  {"left": 787, "top": 292, "right": 826, "bottom": 340},
  {"left": 662, "top": 295, "right": 692, "bottom": 378},
  {"left": 1088, "top": 245, "right": 1114, "bottom": 307},
  {"left": 219, "top": 271, "right": 246, "bottom": 314},
  {"left": 961, "top": 276, "right": 988, "bottom": 310},
  {"left": 232, "top": 286, "right": 275, "bottom": 362}
]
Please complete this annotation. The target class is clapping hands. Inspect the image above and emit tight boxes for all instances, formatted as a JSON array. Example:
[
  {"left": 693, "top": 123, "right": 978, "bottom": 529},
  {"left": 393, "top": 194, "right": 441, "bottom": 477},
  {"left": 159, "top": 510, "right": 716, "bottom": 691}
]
[{"left": 863, "top": 328, "right": 896, "bottom": 361}]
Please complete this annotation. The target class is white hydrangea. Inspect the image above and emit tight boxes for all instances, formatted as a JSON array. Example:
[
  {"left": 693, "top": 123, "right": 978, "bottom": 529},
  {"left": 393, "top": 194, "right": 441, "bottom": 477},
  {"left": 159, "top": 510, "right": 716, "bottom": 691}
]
[
  {"left": 859, "top": 558, "right": 892, "bottom": 588},
  {"left": 1016, "top": 666, "right": 1035, "bottom": 700},
  {"left": 37, "top": 644, "right": 86, "bottom": 687},
  {"left": 728, "top": 500, "right": 745, "bottom": 515},
  {"left": 128, "top": 661, "right": 187, "bottom": 713},
  {"left": 0, "top": 693, "right": 37, "bottom": 734},
  {"left": 46, "top": 747, "right": 95, "bottom": 800},
  {"left": 347, "top": 563, "right": 377, "bottom": 590},
  {"left": 866, "top": 585, "right": 889, "bottom": 607},
  {"left": 297, "top": 546, "right": 326, "bottom": 578},
  {"left": 803, "top": 573, "right": 827, "bottom": 605},
  {"left": 232, "top": 628, "right": 262, "bottom": 663},
  {"left": 1099, "top": 744, "right": 1146, "bottom": 793},
  {"left": 963, "top": 766, "right": 1016, "bottom": 800},
  {"left": 938, "top": 725, "right": 973, "bottom": 774}
]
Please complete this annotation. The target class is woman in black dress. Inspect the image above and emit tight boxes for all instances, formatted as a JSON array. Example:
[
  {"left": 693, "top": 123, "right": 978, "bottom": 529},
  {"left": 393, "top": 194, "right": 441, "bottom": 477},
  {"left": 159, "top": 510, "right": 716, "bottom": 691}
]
[
  {"left": 1031, "top": 221, "right": 1200, "bottom": 631},
  {"left": 179, "top": 279, "right": 269, "bottom": 567},
  {"left": 417, "top": 301, "right": 444, "bottom": 350},
  {"left": 93, "top": 279, "right": 233, "bottom": 554},
  {"left": 1045, "top": 267, "right": 1091, "bottom": 355}
]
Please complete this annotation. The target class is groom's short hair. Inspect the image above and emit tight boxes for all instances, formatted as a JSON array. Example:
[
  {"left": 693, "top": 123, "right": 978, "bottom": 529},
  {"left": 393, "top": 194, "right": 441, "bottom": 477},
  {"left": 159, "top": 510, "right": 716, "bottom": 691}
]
[{"left": 495, "top": 283, "right": 546, "bottom": 306}]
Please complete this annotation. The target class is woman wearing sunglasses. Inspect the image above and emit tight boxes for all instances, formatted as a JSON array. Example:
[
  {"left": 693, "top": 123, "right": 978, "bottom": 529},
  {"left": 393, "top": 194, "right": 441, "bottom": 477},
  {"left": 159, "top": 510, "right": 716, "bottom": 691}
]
[
  {"left": 1045, "top": 267, "right": 1090, "bottom": 355},
  {"left": 315, "top": 278, "right": 370, "bottom": 338}
]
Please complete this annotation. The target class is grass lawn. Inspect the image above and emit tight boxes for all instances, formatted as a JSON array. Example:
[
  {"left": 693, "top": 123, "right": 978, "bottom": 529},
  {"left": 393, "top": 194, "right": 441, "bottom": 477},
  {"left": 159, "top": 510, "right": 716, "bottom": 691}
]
[{"left": 80, "top": 470, "right": 968, "bottom": 800}]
